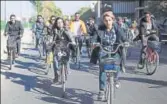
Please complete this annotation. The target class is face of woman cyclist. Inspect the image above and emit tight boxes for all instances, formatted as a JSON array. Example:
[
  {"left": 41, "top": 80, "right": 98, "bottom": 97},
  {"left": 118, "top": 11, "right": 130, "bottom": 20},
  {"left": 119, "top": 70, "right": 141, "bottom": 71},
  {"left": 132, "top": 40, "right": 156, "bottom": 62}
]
[
  {"left": 51, "top": 17, "right": 56, "bottom": 24},
  {"left": 103, "top": 15, "right": 114, "bottom": 29},
  {"left": 57, "top": 18, "right": 64, "bottom": 29},
  {"left": 145, "top": 13, "right": 151, "bottom": 22}
]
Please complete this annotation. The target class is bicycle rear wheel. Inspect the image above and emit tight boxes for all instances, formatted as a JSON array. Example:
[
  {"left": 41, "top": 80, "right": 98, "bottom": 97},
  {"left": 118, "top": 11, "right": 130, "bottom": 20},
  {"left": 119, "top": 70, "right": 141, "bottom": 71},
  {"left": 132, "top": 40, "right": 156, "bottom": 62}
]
[{"left": 146, "top": 48, "right": 159, "bottom": 75}]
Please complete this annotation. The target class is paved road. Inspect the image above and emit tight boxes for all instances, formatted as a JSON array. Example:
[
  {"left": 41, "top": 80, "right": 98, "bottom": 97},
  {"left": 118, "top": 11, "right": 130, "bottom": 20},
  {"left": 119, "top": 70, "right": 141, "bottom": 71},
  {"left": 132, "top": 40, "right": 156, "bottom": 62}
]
[{"left": 1, "top": 31, "right": 167, "bottom": 104}]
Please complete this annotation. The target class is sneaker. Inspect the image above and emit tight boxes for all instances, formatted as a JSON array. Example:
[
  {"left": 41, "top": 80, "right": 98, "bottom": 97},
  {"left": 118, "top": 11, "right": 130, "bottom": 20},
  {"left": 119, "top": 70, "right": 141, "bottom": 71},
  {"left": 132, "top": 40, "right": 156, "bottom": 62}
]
[
  {"left": 137, "top": 62, "right": 144, "bottom": 69},
  {"left": 121, "top": 66, "right": 126, "bottom": 73},
  {"left": 115, "top": 81, "right": 121, "bottom": 89},
  {"left": 98, "top": 90, "right": 105, "bottom": 101}
]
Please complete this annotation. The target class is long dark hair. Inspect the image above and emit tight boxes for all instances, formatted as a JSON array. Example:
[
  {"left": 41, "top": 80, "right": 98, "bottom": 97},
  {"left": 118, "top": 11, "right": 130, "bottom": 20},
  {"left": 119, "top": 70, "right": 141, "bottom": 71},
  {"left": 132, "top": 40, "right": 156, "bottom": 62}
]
[
  {"left": 49, "top": 15, "right": 56, "bottom": 24},
  {"left": 52, "top": 17, "right": 64, "bottom": 29}
]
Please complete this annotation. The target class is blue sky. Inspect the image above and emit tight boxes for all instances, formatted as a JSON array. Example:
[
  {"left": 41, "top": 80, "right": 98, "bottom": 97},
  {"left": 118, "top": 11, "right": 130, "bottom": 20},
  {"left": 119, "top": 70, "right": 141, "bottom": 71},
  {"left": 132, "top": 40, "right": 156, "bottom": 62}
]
[{"left": 1, "top": 1, "right": 91, "bottom": 20}]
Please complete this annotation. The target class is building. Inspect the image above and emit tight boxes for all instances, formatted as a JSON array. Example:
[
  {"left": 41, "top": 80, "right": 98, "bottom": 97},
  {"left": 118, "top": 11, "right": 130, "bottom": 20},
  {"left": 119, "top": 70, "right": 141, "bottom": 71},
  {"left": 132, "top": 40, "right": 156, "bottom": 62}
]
[{"left": 93, "top": 0, "right": 148, "bottom": 21}]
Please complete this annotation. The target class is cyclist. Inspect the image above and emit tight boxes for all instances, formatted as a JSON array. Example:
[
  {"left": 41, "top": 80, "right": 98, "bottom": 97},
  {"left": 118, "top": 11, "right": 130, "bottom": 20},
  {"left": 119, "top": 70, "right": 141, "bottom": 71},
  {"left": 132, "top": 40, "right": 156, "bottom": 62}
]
[
  {"left": 69, "top": 12, "right": 87, "bottom": 55},
  {"left": 52, "top": 17, "right": 73, "bottom": 83},
  {"left": 137, "top": 11, "right": 159, "bottom": 68},
  {"left": 4, "top": 14, "right": 24, "bottom": 58},
  {"left": 89, "top": 11, "right": 127, "bottom": 100},
  {"left": 116, "top": 17, "right": 129, "bottom": 73},
  {"left": 86, "top": 16, "right": 98, "bottom": 50},
  {"left": 47, "top": 15, "right": 57, "bottom": 36},
  {"left": 128, "top": 21, "right": 139, "bottom": 42},
  {"left": 32, "top": 15, "right": 45, "bottom": 49}
]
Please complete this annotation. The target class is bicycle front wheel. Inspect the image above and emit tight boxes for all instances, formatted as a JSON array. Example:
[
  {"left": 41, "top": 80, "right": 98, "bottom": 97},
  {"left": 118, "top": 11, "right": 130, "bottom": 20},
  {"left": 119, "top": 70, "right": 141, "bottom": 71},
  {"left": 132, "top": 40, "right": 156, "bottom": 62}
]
[
  {"left": 61, "top": 64, "right": 66, "bottom": 98},
  {"left": 9, "top": 50, "right": 13, "bottom": 70},
  {"left": 106, "top": 74, "right": 114, "bottom": 104},
  {"left": 146, "top": 48, "right": 159, "bottom": 75}
]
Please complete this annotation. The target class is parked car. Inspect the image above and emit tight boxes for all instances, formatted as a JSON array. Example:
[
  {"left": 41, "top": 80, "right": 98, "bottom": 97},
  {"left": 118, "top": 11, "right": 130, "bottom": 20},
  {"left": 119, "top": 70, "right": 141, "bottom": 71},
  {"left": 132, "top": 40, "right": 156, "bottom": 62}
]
[{"left": 158, "top": 18, "right": 167, "bottom": 44}]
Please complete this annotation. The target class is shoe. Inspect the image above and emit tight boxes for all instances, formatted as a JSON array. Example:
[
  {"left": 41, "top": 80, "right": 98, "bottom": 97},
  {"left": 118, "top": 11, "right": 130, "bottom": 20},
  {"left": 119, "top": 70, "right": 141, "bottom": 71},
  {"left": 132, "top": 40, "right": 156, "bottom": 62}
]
[
  {"left": 137, "top": 61, "right": 144, "bottom": 69},
  {"left": 98, "top": 90, "right": 105, "bottom": 101},
  {"left": 53, "top": 77, "right": 58, "bottom": 83},
  {"left": 121, "top": 66, "right": 126, "bottom": 73},
  {"left": 115, "top": 81, "right": 121, "bottom": 89}
]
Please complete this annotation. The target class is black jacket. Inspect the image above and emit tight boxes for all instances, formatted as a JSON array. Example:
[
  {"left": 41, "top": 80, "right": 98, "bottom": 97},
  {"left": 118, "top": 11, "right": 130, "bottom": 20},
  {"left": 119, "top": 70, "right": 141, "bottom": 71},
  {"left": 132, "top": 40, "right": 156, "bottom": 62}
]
[
  {"left": 86, "top": 23, "right": 98, "bottom": 36},
  {"left": 90, "top": 23, "right": 126, "bottom": 64},
  {"left": 139, "top": 18, "right": 158, "bottom": 36},
  {"left": 52, "top": 28, "right": 73, "bottom": 54},
  {"left": 5, "top": 20, "right": 24, "bottom": 37}
]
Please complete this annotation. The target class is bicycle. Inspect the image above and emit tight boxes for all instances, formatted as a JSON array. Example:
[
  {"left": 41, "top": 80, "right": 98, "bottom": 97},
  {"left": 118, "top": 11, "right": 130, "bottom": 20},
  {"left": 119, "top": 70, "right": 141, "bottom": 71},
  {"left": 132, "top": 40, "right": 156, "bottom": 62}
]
[
  {"left": 45, "top": 35, "right": 54, "bottom": 75},
  {"left": 6, "top": 35, "right": 17, "bottom": 70},
  {"left": 138, "top": 30, "right": 160, "bottom": 75},
  {"left": 95, "top": 43, "right": 127, "bottom": 104},
  {"left": 72, "top": 35, "right": 83, "bottom": 69},
  {"left": 37, "top": 33, "right": 47, "bottom": 59},
  {"left": 85, "top": 35, "right": 94, "bottom": 58},
  {"left": 53, "top": 40, "right": 73, "bottom": 98}
]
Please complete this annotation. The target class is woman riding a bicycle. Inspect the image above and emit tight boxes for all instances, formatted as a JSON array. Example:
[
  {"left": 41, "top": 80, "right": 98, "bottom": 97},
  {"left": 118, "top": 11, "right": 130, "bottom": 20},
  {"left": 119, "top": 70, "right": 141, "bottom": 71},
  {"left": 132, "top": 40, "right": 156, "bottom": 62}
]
[
  {"left": 52, "top": 17, "right": 74, "bottom": 83},
  {"left": 90, "top": 11, "right": 127, "bottom": 100},
  {"left": 138, "top": 11, "right": 159, "bottom": 69}
]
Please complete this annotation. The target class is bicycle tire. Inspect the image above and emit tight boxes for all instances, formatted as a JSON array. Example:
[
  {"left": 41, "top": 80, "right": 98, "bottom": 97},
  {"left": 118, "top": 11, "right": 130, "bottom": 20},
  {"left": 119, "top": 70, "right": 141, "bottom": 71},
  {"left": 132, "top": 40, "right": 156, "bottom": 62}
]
[
  {"left": 77, "top": 45, "right": 81, "bottom": 69},
  {"left": 109, "top": 74, "right": 114, "bottom": 104},
  {"left": 146, "top": 49, "right": 159, "bottom": 75},
  {"left": 61, "top": 64, "right": 66, "bottom": 98},
  {"left": 45, "top": 63, "right": 51, "bottom": 75},
  {"left": 9, "top": 50, "right": 13, "bottom": 70}
]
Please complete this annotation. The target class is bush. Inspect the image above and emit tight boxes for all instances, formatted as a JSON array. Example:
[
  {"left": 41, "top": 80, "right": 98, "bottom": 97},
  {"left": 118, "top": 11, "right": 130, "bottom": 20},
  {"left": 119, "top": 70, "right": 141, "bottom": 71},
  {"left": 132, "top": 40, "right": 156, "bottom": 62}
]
[{"left": 0, "top": 20, "right": 6, "bottom": 30}]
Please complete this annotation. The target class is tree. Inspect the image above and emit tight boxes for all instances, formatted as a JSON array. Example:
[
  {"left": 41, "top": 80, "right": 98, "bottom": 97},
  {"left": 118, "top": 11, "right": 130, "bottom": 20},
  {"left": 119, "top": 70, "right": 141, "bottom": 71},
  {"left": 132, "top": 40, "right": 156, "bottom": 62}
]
[
  {"left": 147, "top": 1, "right": 167, "bottom": 19},
  {"left": 34, "top": 1, "right": 43, "bottom": 15},
  {"left": 74, "top": 7, "right": 93, "bottom": 21}
]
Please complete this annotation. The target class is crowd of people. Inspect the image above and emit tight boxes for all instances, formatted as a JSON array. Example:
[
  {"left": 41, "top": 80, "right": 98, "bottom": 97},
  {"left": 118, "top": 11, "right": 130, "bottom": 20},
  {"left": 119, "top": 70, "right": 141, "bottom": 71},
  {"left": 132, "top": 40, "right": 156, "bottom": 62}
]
[{"left": 4, "top": 9, "right": 159, "bottom": 101}]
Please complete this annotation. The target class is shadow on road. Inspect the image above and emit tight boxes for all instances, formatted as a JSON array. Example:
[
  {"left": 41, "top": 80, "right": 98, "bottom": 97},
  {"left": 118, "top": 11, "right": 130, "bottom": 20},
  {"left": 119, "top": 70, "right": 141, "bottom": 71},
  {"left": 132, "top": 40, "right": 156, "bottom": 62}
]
[
  {"left": 1, "top": 60, "right": 10, "bottom": 70},
  {"left": 1, "top": 71, "right": 96, "bottom": 104},
  {"left": 120, "top": 77, "right": 167, "bottom": 87}
]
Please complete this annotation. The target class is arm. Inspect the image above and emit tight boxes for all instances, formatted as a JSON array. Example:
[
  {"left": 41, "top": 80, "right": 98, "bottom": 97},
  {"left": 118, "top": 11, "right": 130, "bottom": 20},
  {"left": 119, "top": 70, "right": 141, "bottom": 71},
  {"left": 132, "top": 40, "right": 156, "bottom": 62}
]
[
  {"left": 32, "top": 23, "right": 36, "bottom": 33},
  {"left": 19, "top": 21, "right": 24, "bottom": 36},
  {"left": 81, "top": 21, "right": 87, "bottom": 35}
]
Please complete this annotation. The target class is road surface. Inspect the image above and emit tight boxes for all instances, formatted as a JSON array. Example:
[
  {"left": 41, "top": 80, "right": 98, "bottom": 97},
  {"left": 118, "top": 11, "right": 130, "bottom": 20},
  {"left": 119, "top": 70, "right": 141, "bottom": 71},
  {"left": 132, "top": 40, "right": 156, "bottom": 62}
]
[{"left": 1, "top": 29, "right": 167, "bottom": 104}]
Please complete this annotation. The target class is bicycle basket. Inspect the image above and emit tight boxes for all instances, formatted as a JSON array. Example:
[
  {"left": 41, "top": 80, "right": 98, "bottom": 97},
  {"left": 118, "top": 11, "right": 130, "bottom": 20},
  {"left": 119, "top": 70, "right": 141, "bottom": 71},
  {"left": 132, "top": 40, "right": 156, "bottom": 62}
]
[{"left": 147, "top": 41, "right": 161, "bottom": 53}]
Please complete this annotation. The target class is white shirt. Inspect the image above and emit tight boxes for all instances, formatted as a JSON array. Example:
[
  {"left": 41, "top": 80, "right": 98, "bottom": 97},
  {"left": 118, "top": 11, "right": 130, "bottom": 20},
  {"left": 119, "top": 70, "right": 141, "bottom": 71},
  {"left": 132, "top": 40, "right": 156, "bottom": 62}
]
[
  {"left": 146, "top": 23, "right": 152, "bottom": 30},
  {"left": 73, "top": 21, "right": 82, "bottom": 36}
]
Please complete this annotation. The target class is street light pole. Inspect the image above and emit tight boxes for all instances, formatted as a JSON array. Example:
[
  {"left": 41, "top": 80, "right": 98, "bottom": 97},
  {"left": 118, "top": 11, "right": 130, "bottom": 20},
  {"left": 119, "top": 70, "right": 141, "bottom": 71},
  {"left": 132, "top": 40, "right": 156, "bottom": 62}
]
[
  {"left": 97, "top": 1, "right": 101, "bottom": 18},
  {"left": 4, "top": 0, "right": 7, "bottom": 23}
]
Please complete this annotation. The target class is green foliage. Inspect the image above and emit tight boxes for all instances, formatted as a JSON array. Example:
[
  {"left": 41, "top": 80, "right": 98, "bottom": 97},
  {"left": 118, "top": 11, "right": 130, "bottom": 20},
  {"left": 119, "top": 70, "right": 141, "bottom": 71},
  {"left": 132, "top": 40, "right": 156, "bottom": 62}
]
[
  {"left": 75, "top": 6, "right": 92, "bottom": 22},
  {"left": 34, "top": 1, "right": 43, "bottom": 15},
  {"left": 0, "top": 20, "right": 6, "bottom": 30},
  {"left": 33, "top": 1, "right": 63, "bottom": 21}
]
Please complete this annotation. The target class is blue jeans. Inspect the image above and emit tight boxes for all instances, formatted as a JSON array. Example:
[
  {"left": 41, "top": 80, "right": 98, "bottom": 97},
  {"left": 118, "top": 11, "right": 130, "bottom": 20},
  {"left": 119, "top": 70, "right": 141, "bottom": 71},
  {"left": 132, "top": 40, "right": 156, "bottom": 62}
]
[
  {"left": 99, "top": 53, "right": 121, "bottom": 90},
  {"left": 53, "top": 55, "right": 70, "bottom": 78}
]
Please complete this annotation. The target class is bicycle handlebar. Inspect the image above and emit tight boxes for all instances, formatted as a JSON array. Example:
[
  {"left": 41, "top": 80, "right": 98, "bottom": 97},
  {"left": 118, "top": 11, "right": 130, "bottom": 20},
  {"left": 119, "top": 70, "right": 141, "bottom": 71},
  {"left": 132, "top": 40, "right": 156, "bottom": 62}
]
[{"left": 94, "top": 43, "right": 127, "bottom": 54}]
